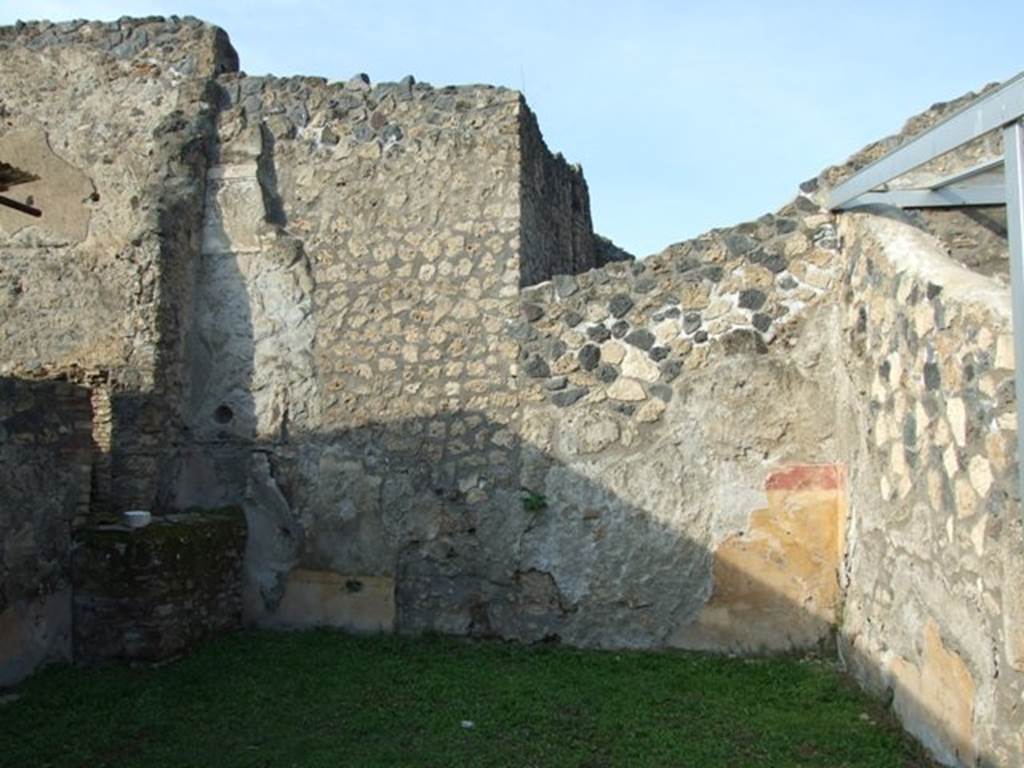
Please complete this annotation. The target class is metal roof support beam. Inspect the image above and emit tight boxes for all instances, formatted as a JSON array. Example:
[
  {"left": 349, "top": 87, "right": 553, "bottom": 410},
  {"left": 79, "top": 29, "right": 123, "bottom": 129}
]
[
  {"left": 838, "top": 185, "right": 1005, "bottom": 209},
  {"left": 829, "top": 72, "right": 1024, "bottom": 210},
  {"left": 1005, "top": 119, "right": 1024, "bottom": 502},
  {"left": 928, "top": 157, "right": 1005, "bottom": 189}
]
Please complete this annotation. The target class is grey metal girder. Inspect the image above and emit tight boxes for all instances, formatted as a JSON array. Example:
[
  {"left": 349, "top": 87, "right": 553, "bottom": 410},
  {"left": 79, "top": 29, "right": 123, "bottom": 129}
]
[{"left": 830, "top": 70, "right": 1024, "bottom": 210}]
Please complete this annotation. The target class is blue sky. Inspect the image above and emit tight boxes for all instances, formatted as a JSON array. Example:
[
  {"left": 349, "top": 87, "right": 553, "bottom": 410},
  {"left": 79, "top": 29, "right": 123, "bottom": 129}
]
[{"left": 4, "top": 1, "right": 1023, "bottom": 256}]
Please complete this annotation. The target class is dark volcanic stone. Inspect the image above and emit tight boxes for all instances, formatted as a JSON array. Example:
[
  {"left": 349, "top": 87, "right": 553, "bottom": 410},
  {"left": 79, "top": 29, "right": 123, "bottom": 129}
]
[
  {"left": 524, "top": 356, "right": 550, "bottom": 378},
  {"left": 795, "top": 195, "right": 819, "bottom": 213},
  {"left": 624, "top": 329, "right": 655, "bottom": 351},
  {"left": 587, "top": 325, "right": 611, "bottom": 342},
  {"left": 778, "top": 275, "right": 798, "bottom": 290},
  {"left": 699, "top": 265, "right": 724, "bottom": 283},
  {"left": 764, "top": 255, "right": 788, "bottom": 274},
  {"left": 649, "top": 346, "right": 669, "bottom": 362},
  {"left": 609, "top": 294, "right": 634, "bottom": 318},
  {"left": 676, "top": 257, "right": 701, "bottom": 274},
  {"left": 650, "top": 384, "right": 673, "bottom": 402},
  {"left": 660, "top": 360, "right": 683, "bottom": 382},
  {"left": 722, "top": 328, "right": 768, "bottom": 355},
  {"left": 693, "top": 330, "right": 709, "bottom": 344},
  {"left": 634, "top": 275, "right": 657, "bottom": 294},
  {"left": 543, "top": 339, "right": 568, "bottom": 359},
  {"left": 552, "top": 273, "right": 578, "bottom": 299},
  {"left": 551, "top": 387, "right": 587, "bottom": 407},
  {"left": 752, "top": 313, "right": 773, "bottom": 333},
  {"left": 924, "top": 363, "right": 941, "bottom": 390},
  {"left": 353, "top": 123, "right": 375, "bottom": 142},
  {"left": 381, "top": 124, "right": 403, "bottom": 144},
  {"left": 775, "top": 218, "right": 799, "bottom": 235},
  {"left": 724, "top": 232, "right": 757, "bottom": 256},
  {"left": 683, "top": 313, "right": 701, "bottom": 334},
  {"left": 522, "top": 303, "right": 544, "bottom": 322},
  {"left": 563, "top": 310, "right": 584, "bottom": 327},
  {"left": 508, "top": 322, "right": 537, "bottom": 342},
  {"left": 578, "top": 344, "right": 601, "bottom": 371},
  {"left": 597, "top": 364, "right": 619, "bottom": 383},
  {"left": 611, "top": 320, "right": 629, "bottom": 339},
  {"left": 738, "top": 289, "right": 768, "bottom": 310}
]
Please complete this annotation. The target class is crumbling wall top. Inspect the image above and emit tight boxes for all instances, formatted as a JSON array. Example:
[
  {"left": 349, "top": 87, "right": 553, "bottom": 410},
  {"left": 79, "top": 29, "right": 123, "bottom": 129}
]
[{"left": 0, "top": 16, "right": 239, "bottom": 76}]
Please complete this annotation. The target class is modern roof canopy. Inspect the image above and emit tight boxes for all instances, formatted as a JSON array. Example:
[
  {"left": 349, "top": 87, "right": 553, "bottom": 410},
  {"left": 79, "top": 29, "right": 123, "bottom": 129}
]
[{"left": 829, "top": 69, "right": 1024, "bottom": 505}]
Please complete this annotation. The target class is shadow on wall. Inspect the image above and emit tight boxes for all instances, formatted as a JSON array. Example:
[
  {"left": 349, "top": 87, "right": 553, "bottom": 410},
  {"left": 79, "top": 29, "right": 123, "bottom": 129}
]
[
  {"left": 179, "top": 409, "right": 982, "bottom": 764},
  {"left": 169, "top": 387, "right": 973, "bottom": 765},
  {"left": 0, "top": 376, "right": 92, "bottom": 685}
]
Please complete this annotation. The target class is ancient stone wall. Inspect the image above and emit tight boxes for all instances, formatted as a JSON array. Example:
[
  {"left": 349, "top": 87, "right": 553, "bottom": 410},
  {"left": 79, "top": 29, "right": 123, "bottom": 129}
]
[
  {"left": 0, "top": 377, "right": 92, "bottom": 686},
  {"left": 519, "top": 105, "right": 598, "bottom": 284},
  {"left": 0, "top": 18, "right": 237, "bottom": 515},
  {"left": 173, "top": 71, "right": 531, "bottom": 631},
  {"left": 4, "top": 18, "right": 1024, "bottom": 766},
  {"left": 507, "top": 196, "right": 846, "bottom": 649},
  {"left": 833, "top": 212, "right": 1023, "bottom": 767}
]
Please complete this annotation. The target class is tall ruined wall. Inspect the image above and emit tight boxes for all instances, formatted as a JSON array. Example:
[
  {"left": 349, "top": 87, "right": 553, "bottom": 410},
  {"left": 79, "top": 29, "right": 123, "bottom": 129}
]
[
  {"left": 0, "top": 18, "right": 236, "bottom": 513},
  {"left": 833, "top": 212, "right": 1023, "bottom": 767},
  {"left": 175, "top": 72, "right": 531, "bottom": 631},
  {"left": 519, "top": 105, "right": 598, "bottom": 284},
  {"left": 0, "top": 377, "right": 92, "bottom": 685}
]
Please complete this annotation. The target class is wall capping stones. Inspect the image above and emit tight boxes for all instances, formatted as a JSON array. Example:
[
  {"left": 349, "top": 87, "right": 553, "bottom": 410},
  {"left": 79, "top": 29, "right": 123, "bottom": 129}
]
[{"left": 841, "top": 212, "right": 1011, "bottom": 322}]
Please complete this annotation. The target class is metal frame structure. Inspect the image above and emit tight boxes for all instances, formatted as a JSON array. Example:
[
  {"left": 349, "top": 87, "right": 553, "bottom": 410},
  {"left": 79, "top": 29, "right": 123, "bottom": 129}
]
[{"left": 829, "top": 70, "right": 1024, "bottom": 501}]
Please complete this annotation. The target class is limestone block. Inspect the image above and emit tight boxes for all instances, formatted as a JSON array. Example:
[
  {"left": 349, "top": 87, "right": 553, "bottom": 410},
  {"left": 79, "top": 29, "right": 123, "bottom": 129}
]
[
  {"left": 273, "top": 570, "right": 395, "bottom": 632},
  {"left": 201, "top": 163, "right": 265, "bottom": 254},
  {"left": 635, "top": 399, "right": 666, "bottom": 423},
  {"left": 556, "top": 410, "right": 620, "bottom": 456},
  {"left": 968, "top": 455, "right": 993, "bottom": 498},
  {"left": 599, "top": 340, "right": 626, "bottom": 365},
  {"left": 947, "top": 398, "right": 967, "bottom": 447},
  {"left": 606, "top": 378, "right": 646, "bottom": 402},
  {"left": 995, "top": 334, "right": 1015, "bottom": 370},
  {"left": 620, "top": 346, "right": 660, "bottom": 383}
]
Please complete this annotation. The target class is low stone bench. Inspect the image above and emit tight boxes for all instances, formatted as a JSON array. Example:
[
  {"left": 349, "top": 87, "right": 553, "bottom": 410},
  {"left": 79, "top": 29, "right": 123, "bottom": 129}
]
[{"left": 72, "top": 509, "right": 246, "bottom": 663}]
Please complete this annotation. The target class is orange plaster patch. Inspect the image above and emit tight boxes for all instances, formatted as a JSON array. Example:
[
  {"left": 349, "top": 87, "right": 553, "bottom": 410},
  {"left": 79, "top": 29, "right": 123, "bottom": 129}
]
[{"left": 674, "top": 463, "right": 847, "bottom": 652}]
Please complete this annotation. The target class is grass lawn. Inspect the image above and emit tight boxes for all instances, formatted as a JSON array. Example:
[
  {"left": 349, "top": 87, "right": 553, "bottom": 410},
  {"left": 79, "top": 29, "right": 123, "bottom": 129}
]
[{"left": 0, "top": 630, "right": 934, "bottom": 767}]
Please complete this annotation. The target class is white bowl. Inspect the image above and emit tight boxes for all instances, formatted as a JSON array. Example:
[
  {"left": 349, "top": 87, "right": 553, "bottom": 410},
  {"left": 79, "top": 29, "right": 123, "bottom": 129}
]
[{"left": 122, "top": 510, "right": 152, "bottom": 528}]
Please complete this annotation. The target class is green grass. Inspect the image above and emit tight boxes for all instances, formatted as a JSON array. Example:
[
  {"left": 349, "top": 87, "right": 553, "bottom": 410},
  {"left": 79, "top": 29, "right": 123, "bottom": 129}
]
[{"left": 0, "top": 630, "right": 934, "bottom": 768}]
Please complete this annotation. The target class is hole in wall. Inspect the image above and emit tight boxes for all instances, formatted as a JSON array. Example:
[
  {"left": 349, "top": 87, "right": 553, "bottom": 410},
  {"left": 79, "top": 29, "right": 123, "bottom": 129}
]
[{"left": 213, "top": 404, "right": 234, "bottom": 424}]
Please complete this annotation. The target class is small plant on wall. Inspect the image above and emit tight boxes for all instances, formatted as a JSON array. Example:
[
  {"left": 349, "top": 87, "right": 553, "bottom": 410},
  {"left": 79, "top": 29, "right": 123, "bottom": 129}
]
[{"left": 521, "top": 491, "right": 548, "bottom": 514}]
